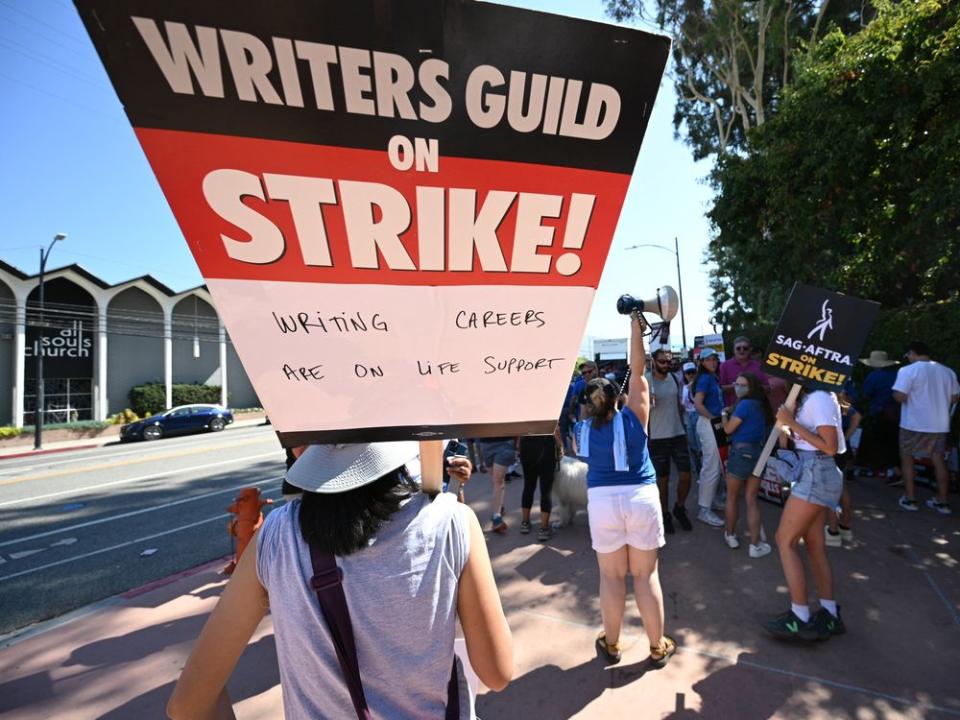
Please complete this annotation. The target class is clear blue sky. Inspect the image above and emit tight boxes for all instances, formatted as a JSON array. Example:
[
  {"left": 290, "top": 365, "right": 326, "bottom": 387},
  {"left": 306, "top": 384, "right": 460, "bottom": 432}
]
[{"left": 0, "top": 0, "right": 718, "bottom": 348}]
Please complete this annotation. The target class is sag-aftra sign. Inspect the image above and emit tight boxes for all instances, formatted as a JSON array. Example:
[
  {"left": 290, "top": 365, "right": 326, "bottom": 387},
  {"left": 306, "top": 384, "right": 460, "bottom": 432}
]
[{"left": 763, "top": 284, "right": 880, "bottom": 392}]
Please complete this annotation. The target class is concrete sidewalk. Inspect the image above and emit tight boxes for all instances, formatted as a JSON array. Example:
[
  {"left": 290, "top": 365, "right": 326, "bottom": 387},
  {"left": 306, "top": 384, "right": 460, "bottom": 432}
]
[{"left": 1, "top": 469, "right": 958, "bottom": 718}]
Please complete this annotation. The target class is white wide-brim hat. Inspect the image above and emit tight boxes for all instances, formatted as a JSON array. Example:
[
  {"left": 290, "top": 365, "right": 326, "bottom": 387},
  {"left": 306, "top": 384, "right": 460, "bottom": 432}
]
[
  {"left": 859, "top": 350, "right": 899, "bottom": 368},
  {"left": 286, "top": 442, "right": 419, "bottom": 493}
]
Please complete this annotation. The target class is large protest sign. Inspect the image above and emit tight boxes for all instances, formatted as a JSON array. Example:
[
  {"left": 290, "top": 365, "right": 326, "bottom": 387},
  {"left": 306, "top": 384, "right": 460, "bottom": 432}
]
[
  {"left": 763, "top": 284, "right": 880, "bottom": 393},
  {"left": 74, "top": 0, "right": 670, "bottom": 444}
]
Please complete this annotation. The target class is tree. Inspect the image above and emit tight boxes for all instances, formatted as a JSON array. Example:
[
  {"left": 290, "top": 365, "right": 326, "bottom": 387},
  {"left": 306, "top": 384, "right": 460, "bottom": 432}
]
[
  {"left": 605, "top": 0, "right": 874, "bottom": 159},
  {"left": 706, "top": 0, "right": 960, "bottom": 327}
]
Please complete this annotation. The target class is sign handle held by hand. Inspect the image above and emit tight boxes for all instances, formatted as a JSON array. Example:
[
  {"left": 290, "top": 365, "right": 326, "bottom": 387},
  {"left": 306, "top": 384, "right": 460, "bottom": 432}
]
[
  {"left": 419, "top": 440, "right": 445, "bottom": 495},
  {"left": 751, "top": 383, "right": 802, "bottom": 479}
]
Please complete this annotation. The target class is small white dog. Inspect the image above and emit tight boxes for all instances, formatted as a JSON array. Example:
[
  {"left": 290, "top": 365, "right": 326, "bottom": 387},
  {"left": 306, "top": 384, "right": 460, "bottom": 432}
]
[{"left": 553, "top": 456, "right": 588, "bottom": 526}]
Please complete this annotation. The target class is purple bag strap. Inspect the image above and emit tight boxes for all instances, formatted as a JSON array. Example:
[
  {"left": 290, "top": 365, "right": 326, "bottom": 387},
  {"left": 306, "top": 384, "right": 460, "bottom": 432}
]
[{"left": 308, "top": 541, "right": 461, "bottom": 720}]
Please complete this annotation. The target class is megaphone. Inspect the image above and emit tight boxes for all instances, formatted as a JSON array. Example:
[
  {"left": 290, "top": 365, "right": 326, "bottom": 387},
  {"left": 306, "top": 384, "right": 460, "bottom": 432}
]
[{"left": 616, "top": 286, "right": 680, "bottom": 322}]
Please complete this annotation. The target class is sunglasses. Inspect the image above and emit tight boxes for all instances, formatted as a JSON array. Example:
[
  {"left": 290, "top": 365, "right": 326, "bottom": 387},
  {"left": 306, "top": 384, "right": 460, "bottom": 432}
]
[
  {"left": 735, "top": 345, "right": 750, "bottom": 351},
  {"left": 655, "top": 359, "right": 672, "bottom": 364}
]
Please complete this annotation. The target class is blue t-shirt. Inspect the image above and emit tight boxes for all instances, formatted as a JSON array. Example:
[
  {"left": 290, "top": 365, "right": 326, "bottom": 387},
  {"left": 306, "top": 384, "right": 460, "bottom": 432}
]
[
  {"left": 731, "top": 398, "right": 765, "bottom": 443},
  {"left": 566, "top": 378, "right": 586, "bottom": 417},
  {"left": 841, "top": 403, "right": 860, "bottom": 433},
  {"left": 862, "top": 367, "right": 897, "bottom": 416},
  {"left": 695, "top": 373, "right": 724, "bottom": 417},
  {"left": 575, "top": 406, "right": 657, "bottom": 488}
]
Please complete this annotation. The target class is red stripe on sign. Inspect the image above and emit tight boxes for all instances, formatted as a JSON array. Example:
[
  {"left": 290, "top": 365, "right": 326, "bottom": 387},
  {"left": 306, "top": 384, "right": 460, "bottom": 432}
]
[{"left": 135, "top": 128, "right": 629, "bottom": 287}]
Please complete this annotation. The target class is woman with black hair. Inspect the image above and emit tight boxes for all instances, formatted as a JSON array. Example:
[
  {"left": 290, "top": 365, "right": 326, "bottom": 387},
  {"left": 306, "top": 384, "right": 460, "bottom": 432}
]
[
  {"left": 168, "top": 442, "right": 512, "bottom": 719},
  {"left": 575, "top": 312, "right": 676, "bottom": 668},
  {"left": 720, "top": 371, "right": 773, "bottom": 557}
]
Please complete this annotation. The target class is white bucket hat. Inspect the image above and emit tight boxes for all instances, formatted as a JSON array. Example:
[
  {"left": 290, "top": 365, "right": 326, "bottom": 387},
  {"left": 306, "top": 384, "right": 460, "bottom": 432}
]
[
  {"left": 285, "top": 442, "right": 419, "bottom": 493},
  {"left": 859, "top": 350, "right": 899, "bottom": 368}
]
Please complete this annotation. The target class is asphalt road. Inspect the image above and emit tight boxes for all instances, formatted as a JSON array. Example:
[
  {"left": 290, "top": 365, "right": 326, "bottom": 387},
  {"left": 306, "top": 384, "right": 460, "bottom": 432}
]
[{"left": 0, "top": 424, "right": 287, "bottom": 636}]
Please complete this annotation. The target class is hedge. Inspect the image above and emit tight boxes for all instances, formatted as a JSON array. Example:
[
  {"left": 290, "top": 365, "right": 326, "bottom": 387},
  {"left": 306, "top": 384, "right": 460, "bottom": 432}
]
[
  {"left": 129, "top": 382, "right": 226, "bottom": 417},
  {"left": 18, "top": 421, "right": 114, "bottom": 433}
]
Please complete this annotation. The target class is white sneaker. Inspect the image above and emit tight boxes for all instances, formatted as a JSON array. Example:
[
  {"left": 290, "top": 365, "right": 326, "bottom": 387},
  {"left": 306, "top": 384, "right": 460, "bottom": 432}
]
[
  {"left": 926, "top": 497, "right": 953, "bottom": 515},
  {"left": 838, "top": 527, "right": 854, "bottom": 542},
  {"left": 724, "top": 532, "right": 740, "bottom": 549},
  {"left": 749, "top": 541, "right": 772, "bottom": 558},
  {"left": 824, "top": 527, "right": 842, "bottom": 547},
  {"left": 697, "top": 508, "right": 725, "bottom": 527},
  {"left": 898, "top": 495, "right": 919, "bottom": 511}
]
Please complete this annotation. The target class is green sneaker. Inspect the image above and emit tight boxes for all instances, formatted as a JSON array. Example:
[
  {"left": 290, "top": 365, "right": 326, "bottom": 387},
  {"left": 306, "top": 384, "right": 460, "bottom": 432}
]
[
  {"left": 806, "top": 607, "right": 845, "bottom": 638},
  {"left": 763, "top": 610, "right": 812, "bottom": 642}
]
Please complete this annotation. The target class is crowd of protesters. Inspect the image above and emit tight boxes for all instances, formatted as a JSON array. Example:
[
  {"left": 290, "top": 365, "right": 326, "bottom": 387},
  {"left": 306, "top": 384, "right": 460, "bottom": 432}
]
[
  {"left": 467, "top": 331, "right": 958, "bottom": 648},
  {"left": 170, "top": 324, "right": 958, "bottom": 718}
]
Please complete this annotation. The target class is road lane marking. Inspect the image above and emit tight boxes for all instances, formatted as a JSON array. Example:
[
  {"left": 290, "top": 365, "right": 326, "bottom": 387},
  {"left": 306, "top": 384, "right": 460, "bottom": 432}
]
[
  {"left": 0, "top": 436, "right": 279, "bottom": 487},
  {"left": 8, "top": 549, "right": 44, "bottom": 560},
  {"left": 0, "top": 452, "right": 281, "bottom": 509},
  {"left": 0, "top": 488, "right": 283, "bottom": 583},
  {"left": 0, "top": 426, "right": 272, "bottom": 475},
  {"left": 0, "top": 476, "right": 283, "bottom": 548}
]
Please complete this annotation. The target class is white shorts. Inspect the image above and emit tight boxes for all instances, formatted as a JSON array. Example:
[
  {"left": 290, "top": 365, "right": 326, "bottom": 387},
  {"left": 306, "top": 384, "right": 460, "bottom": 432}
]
[{"left": 587, "top": 483, "right": 665, "bottom": 553}]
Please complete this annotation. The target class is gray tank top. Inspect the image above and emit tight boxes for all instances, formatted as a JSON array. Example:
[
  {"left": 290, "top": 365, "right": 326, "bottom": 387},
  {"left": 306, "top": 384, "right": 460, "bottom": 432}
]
[{"left": 256, "top": 491, "right": 471, "bottom": 719}]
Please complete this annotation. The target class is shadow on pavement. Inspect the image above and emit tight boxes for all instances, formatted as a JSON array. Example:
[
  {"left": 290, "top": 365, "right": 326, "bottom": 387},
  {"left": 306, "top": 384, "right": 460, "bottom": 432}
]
[
  {"left": 97, "top": 634, "right": 279, "bottom": 719},
  {"left": 478, "top": 656, "right": 654, "bottom": 718}
]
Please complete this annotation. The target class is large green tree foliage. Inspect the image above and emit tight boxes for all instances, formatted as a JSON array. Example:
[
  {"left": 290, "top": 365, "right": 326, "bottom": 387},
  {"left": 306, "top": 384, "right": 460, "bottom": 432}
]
[
  {"left": 605, "top": 0, "right": 873, "bottom": 159},
  {"left": 706, "top": 0, "right": 959, "bottom": 327}
]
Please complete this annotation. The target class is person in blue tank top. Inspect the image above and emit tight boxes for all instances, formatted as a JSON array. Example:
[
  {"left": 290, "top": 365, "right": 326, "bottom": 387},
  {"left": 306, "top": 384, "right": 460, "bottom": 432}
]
[
  {"left": 720, "top": 372, "right": 774, "bottom": 557},
  {"left": 575, "top": 311, "right": 677, "bottom": 668}
]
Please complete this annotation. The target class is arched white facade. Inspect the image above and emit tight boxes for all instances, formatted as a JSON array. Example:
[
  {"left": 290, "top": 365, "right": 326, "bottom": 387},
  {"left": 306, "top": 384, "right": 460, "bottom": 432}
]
[{"left": 0, "top": 261, "right": 258, "bottom": 426}]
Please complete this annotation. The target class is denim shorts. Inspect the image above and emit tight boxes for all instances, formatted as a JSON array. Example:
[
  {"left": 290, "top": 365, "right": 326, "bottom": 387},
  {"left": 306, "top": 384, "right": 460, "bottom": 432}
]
[
  {"left": 477, "top": 440, "right": 516, "bottom": 468},
  {"left": 790, "top": 451, "right": 843, "bottom": 509},
  {"left": 726, "top": 441, "right": 762, "bottom": 481}
]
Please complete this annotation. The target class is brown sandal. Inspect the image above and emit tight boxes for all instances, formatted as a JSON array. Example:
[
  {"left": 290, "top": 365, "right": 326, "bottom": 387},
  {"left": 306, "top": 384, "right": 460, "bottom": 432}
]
[
  {"left": 649, "top": 635, "right": 677, "bottom": 668},
  {"left": 595, "top": 632, "right": 622, "bottom": 664}
]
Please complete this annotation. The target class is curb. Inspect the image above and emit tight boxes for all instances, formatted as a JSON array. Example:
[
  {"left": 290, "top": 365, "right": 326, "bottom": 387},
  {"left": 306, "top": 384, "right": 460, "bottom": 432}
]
[
  {"left": 121, "top": 555, "right": 231, "bottom": 598},
  {"left": 0, "top": 419, "right": 270, "bottom": 461},
  {"left": 0, "top": 444, "right": 100, "bottom": 460}
]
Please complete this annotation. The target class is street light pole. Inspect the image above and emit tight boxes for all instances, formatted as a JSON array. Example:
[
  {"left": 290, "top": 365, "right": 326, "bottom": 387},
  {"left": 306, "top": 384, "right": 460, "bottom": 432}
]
[
  {"left": 623, "top": 240, "right": 688, "bottom": 350},
  {"left": 34, "top": 233, "right": 66, "bottom": 450},
  {"left": 674, "top": 236, "right": 687, "bottom": 351}
]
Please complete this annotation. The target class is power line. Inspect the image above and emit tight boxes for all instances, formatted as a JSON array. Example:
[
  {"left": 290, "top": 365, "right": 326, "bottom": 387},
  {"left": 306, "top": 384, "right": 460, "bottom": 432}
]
[
  {"left": 0, "top": 34, "right": 101, "bottom": 83},
  {"left": 0, "top": 249, "right": 202, "bottom": 287},
  {"left": 0, "top": 38, "right": 101, "bottom": 87},
  {"left": 0, "top": 1, "right": 89, "bottom": 46},
  {"left": 0, "top": 70, "right": 118, "bottom": 119},
  {"left": 0, "top": 11, "right": 99, "bottom": 67},
  {"left": 55, "top": 250, "right": 202, "bottom": 285}
]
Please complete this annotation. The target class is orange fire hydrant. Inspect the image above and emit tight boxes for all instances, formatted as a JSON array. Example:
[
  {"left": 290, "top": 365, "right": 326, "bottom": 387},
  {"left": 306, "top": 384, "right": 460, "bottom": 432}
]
[{"left": 223, "top": 487, "right": 272, "bottom": 575}]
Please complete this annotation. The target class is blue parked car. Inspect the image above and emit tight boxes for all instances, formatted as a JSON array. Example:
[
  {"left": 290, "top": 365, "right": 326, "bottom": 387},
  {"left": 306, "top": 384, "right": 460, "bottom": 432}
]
[{"left": 120, "top": 404, "right": 235, "bottom": 441}]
